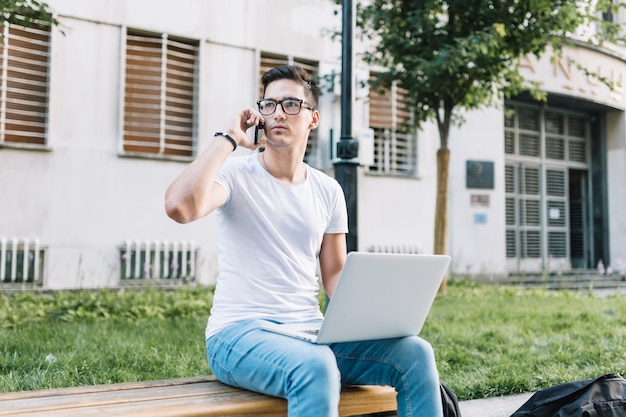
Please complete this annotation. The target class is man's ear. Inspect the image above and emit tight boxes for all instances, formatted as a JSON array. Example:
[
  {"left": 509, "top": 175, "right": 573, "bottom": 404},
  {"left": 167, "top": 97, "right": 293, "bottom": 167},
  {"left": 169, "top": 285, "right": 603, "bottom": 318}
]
[{"left": 309, "top": 109, "right": 320, "bottom": 130}]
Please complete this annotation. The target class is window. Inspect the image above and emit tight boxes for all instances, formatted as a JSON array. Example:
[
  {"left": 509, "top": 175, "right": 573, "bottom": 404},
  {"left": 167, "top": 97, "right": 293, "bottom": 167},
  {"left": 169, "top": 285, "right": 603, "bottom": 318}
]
[
  {"left": 122, "top": 31, "right": 198, "bottom": 158},
  {"left": 600, "top": 0, "right": 619, "bottom": 36},
  {"left": 367, "top": 73, "right": 416, "bottom": 176},
  {"left": 0, "top": 23, "right": 51, "bottom": 147},
  {"left": 259, "top": 54, "right": 319, "bottom": 165}
]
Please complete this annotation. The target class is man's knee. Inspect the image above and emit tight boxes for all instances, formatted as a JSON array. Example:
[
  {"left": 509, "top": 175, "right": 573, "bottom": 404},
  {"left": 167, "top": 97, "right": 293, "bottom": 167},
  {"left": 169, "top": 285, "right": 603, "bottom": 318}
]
[
  {"left": 290, "top": 347, "right": 340, "bottom": 389},
  {"left": 413, "top": 336, "right": 436, "bottom": 362},
  {"left": 394, "top": 337, "right": 439, "bottom": 378}
]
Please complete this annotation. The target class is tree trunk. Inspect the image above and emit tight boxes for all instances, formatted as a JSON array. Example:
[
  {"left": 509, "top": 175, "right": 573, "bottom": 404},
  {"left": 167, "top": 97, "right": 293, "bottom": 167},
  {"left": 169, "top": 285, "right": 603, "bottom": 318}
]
[{"left": 434, "top": 148, "right": 450, "bottom": 293}]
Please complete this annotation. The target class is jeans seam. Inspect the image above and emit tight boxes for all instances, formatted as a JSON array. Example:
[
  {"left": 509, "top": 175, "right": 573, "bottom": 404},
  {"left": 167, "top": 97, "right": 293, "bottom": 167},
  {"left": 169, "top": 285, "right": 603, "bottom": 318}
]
[
  {"left": 334, "top": 353, "right": 412, "bottom": 416},
  {"left": 207, "top": 335, "right": 238, "bottom": 386}
]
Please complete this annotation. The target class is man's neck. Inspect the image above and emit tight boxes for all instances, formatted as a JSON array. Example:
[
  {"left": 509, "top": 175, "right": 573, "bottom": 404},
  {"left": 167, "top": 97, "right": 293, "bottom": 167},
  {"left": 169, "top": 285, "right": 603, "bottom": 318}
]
[{"left": 260, "top": 150, "right": 306, "bottom": 184}]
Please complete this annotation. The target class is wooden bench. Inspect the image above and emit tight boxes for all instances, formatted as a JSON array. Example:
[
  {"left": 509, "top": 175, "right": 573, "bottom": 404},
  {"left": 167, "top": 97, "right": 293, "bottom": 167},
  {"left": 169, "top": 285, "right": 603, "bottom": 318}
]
[{"left": 0, "top": 375, "right": 397, "bottom": 416}]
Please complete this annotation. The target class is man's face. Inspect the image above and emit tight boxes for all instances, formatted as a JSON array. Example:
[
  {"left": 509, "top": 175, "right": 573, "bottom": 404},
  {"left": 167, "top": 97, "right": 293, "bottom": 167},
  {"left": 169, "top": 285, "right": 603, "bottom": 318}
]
[{"left": 262, "top": 79, "right": 319, "bottom": 149}]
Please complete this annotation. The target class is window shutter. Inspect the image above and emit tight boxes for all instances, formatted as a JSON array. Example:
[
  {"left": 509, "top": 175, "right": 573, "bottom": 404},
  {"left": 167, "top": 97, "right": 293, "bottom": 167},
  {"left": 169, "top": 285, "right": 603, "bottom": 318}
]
[
  {"left": 123, "top": 34, "right": 162, "bottom": 154},
  {"left": 368, "top": 73, "right": 416, "bottom": 175},
  {"left": 259, "top": 55, "right": 287, "bottom": 99},
  {"left": 395, "top": 86, "right": 411, "bottom": 127},
  {"left": 123, "top": 32, "right": 197, "bottom": 157},
  {"left": 368, "top": 74, "right": 392, "bottom": 129},
  {"left": 568, "top": 115, "right": 587, "bottom": 163},
  {"left": 0, "top": 23, "right": 51, "bottom": 146},
  {"left": 258, "top": 56, "right": 318, "bottom": 98},
  {"left": 164, "top": 39, "right": 197, "bottom": 156},
  {"left": 392, "top": 86, "right": 414, "bottom": 174}
]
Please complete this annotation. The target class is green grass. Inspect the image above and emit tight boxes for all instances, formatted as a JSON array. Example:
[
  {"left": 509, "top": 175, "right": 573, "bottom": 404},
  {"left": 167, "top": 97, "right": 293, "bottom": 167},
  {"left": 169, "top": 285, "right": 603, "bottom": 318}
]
[
  {"left": 1, "top": 287, "right": 213, "bottom": 391},
  {"left": 1, "top": 318, "right": 208, "bottom": 391},
  {"left": 426, "top": 281, "right": 626, "bottom": 399},
  {"left": 1, "top": 282, "right": 625, "bottom": 400}
]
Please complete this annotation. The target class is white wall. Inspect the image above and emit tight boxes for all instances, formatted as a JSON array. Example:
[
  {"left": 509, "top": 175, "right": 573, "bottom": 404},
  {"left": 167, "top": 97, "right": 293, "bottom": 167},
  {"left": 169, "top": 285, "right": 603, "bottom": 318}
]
[
  {"left": 357, "top": 119, "right": 440, "bottom": 255},
  {"left": 447, "top": 107, "right": 507, "bottom": 279},
  {"left": 358, "top": 172, "right": 437, "bottom": 255}
]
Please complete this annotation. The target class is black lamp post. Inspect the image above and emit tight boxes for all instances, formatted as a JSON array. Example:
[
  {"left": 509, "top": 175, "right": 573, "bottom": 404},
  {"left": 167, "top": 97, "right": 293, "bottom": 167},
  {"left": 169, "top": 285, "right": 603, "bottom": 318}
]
[{"left": 334, "top": 0, "right": 359, "bottom": 252}]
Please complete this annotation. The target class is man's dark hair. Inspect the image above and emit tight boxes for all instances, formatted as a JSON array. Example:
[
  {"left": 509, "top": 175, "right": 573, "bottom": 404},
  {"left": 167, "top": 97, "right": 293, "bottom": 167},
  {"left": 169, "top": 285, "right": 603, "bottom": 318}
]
[{"left": 262, "top": 65, "right": 319, "bottom": 109}]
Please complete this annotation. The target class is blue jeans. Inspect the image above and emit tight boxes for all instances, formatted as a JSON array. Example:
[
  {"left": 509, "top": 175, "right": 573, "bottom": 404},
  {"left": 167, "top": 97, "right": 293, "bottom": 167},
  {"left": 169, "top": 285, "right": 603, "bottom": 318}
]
[{"left": 206, "top": 319, "right": 443, "bottom": 417}]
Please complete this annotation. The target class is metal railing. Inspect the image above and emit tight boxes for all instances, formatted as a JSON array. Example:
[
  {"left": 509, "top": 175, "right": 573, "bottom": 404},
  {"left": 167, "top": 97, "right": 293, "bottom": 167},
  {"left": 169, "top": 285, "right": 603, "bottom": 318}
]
[
  {"left": 367, "top": 244, "right": 421, "bottom": 254},
  {"left": 0, "top": 237, "right": 44, "bottom": 286},
  {"left": 119, "top": 239, "right": 197, "bottom": 284}
]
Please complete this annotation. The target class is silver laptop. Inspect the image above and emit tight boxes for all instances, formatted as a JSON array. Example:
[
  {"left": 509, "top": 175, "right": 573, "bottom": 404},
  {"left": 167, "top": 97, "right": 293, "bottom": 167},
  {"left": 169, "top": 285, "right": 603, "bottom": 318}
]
[{"left": 261, "top": 251, "right": 451, "bottom": 344}]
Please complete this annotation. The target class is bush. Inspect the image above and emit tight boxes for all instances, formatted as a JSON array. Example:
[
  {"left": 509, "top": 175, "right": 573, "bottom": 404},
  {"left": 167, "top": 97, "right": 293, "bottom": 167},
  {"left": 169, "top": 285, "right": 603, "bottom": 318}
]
[{"left": 0, "top": 286, "right": 214, "bottom": 328}]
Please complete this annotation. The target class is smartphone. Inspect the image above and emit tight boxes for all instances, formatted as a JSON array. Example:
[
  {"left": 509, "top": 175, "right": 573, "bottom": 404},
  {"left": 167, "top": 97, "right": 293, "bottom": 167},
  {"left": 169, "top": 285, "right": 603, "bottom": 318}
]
[{"left": 254, "top": 122, "right": 265, "bottom": 145}]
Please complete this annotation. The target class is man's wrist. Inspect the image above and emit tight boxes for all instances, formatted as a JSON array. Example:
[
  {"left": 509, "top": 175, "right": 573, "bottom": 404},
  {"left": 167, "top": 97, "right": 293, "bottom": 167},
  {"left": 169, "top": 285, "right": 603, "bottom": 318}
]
[{"left": 214, "top": 132, "right": 237, "bottom": 151}]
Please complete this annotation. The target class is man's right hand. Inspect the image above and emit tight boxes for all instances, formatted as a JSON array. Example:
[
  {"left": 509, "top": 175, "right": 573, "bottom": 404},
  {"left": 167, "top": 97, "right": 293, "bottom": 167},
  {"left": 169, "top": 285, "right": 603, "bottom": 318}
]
[{"left": 228, "top": 107, "right": 266, "bottom": 150}]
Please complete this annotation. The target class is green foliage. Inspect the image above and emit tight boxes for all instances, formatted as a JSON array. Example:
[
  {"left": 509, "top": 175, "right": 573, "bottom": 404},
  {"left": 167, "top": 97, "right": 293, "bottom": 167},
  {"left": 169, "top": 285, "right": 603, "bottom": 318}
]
[
  {"left": 355, "top": 0, "right": 626, "bottom": 144},
  {"left": 0, "top": 0, "right": 58, "bottom": 29},
  {"left": 0, "top": 287, "right": 213, "bottom": 328},
  {"left": 1, "top": 283, "right": 625, "bottom": 401}
]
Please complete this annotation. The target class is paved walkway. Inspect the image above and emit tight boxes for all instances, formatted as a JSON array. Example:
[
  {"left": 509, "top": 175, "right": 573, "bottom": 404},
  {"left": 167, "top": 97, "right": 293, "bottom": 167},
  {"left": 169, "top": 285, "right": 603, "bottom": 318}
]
[{"left": 459, "top": 392, "right": 533, "bottom": 417}]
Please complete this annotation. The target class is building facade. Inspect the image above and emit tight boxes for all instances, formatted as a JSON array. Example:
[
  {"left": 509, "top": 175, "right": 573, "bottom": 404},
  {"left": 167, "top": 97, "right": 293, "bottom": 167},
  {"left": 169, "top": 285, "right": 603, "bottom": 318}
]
[{"left": 1, "top": 0, "right": 625, "bottom": 290}]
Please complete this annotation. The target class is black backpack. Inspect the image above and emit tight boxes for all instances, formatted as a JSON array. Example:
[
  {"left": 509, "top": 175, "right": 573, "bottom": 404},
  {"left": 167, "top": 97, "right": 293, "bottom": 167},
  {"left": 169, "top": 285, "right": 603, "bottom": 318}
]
[
  {"left": 441, "top": 383, "right": 462, "bottom": 417},
  {"left": 510, "top": 373, "right": 626, "bottom": 417}
]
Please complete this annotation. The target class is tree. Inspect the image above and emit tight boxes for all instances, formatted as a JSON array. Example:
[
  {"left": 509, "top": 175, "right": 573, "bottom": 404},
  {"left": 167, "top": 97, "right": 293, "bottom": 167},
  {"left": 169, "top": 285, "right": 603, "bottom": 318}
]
[
  {"left": 1, "top": 0, "right": 57, "bottom": 29},
  {"left": 355, "top": 0, "right": 626, "bottom": 292}
]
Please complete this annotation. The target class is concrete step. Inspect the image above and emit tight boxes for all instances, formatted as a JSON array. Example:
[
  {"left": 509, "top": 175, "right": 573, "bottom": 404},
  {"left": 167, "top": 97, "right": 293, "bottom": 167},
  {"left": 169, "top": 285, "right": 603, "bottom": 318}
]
[{"left": 504, "top": 271, "right": 626, "bottom": 290}]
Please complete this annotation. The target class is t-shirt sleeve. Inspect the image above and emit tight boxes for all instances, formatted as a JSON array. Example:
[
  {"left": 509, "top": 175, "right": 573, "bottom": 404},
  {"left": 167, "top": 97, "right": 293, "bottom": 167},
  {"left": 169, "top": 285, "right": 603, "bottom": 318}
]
[
  {"left": 214, "top": 158, "right": 235, "bottom": 205},
  {"left": 326, "top": 180, "right": 349, "bottom": 234}
]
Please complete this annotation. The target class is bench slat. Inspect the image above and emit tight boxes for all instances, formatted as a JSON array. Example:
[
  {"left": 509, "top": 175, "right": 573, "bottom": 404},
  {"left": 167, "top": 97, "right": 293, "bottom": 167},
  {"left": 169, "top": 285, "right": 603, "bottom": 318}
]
[
  {"left": 0, "top": 376, "right": 397, "bottom": 417},
  {"left": 5, "top": 390, "right": 288, "bottom": 417},
  {"left": 0, "top": 377, "right": 215, "bottom": 401},
  {"left": 0, "top": 380, "right": 235, "bottom": 415}
]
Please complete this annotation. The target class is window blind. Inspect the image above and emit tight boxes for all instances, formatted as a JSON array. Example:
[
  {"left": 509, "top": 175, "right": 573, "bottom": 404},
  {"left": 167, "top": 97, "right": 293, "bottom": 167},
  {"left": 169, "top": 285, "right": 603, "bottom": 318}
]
[
  {"left": 0, "top": 23, "right": 51, "bottom": 146},
  {"left": 123, "top": 32, "right": 197, "bottom": 157},
  {"left": 368, "top": 73, "right": 416, "bottom": 175}
]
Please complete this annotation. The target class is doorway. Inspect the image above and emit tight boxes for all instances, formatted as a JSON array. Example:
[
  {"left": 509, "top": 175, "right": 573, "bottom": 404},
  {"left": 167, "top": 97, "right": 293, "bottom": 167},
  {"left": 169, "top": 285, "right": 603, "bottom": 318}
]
[{"left": 505, "top": 104, "right": 594, "bottom": 273}]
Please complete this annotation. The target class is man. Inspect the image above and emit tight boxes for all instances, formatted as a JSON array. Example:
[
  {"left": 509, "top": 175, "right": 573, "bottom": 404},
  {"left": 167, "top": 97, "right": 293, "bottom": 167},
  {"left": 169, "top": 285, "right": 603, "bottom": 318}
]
[{"left": 165, "top": 65, "right": 443, "bottom": 417}]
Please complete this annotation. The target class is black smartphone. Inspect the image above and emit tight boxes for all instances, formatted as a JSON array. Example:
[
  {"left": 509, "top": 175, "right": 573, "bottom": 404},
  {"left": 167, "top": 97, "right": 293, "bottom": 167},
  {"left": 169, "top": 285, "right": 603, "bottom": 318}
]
[{"left": 254, "top": 122, "right": 265, "bottom": 145}]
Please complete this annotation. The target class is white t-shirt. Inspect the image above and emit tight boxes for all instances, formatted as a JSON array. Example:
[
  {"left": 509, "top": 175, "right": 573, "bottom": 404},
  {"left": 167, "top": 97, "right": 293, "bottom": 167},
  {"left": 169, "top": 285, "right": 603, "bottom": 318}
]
[{"left": 205, "top": 154, "right": 348, "bottom": 339}]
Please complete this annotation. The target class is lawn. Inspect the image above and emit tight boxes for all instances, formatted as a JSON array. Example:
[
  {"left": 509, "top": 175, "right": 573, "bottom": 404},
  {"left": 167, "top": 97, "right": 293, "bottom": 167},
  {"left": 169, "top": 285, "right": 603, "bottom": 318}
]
[
  {"left": 1, "top": 281, "right": 625, "bottom": 400},
  {"left": 422, "top": 282, "right": 626, "bottom": 399}
]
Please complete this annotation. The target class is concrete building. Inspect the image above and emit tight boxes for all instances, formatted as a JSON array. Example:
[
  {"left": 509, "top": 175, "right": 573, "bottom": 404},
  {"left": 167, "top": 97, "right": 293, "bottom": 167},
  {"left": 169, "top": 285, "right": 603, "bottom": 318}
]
[{"left": 1, "top": 0, "right": 625, "bottom": 290}]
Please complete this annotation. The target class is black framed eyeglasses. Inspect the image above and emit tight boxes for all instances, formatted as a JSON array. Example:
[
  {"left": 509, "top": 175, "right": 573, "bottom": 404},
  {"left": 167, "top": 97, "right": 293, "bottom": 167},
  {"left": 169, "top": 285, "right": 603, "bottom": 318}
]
[{"left": 256, "top": 98, "right": 315, "bottom": 116}]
